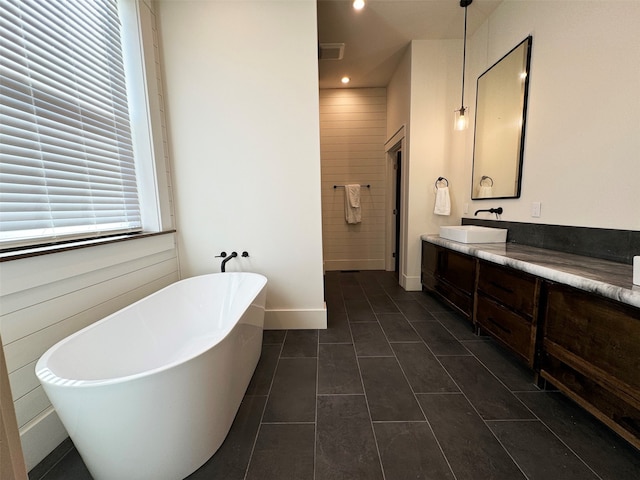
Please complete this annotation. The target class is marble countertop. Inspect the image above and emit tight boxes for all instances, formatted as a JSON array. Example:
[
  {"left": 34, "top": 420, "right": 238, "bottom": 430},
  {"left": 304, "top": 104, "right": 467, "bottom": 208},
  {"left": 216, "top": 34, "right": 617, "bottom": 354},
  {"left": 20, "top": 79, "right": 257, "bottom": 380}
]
[{"left": 421, "top": 234, "right": 640, "bottom": 309}]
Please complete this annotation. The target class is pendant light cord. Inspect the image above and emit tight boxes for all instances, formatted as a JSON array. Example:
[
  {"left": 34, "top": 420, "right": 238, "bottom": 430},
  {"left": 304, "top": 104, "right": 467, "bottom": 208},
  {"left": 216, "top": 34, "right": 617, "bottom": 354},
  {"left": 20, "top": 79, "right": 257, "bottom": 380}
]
[{"left": 460, "top": 3, "right": 468, "bottom": 109}]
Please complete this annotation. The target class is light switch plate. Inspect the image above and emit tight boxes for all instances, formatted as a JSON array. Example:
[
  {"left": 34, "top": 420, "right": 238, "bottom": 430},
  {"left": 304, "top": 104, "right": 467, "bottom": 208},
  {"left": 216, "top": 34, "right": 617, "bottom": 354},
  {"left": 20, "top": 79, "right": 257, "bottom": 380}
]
[{"left": 531, "top": 202, "right": 541, "bottom": 218}]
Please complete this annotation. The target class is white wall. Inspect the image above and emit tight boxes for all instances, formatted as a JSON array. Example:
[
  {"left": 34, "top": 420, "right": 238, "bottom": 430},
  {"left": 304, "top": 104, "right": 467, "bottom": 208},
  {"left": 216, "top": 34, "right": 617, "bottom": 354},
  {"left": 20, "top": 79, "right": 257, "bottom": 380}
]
[
  {"left": 460, "top": 0, "right": 640, "bottom": 229},
  {"left": 386, "top": 40, "right": 464, "bottom": 290},
  {"left": 157, "top": 0, "right": 326, "bottom": 329},
  {"left": 320, "top": 88, "right": 387, "bottom": 271}
]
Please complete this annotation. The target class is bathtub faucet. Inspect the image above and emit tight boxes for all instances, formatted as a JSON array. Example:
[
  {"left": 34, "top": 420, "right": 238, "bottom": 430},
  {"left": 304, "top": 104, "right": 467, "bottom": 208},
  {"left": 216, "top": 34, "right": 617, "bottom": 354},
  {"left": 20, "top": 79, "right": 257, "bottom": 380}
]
[{"left": 221, "top": 251, "right": 238, "bottom": 272}]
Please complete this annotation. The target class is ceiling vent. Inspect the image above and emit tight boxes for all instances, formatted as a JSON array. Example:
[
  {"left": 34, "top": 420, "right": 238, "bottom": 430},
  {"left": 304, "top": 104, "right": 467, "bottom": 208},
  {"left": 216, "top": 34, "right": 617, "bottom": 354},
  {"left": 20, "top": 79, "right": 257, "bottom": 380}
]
[{"left": 319, "top": 43, "right": 345, "bottom": 60}]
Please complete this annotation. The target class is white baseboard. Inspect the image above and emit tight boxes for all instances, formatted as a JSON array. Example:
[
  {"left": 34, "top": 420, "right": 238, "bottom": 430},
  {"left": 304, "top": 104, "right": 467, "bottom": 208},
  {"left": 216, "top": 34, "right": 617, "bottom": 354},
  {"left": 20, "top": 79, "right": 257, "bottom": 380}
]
[
  {"left": 264, "top": 306, "right": 327, "bottom": 330},
  {"left": 403, "top": 274, "right": 422, "bottom": 292},
  {"left": 20, "top": 407, "right": 68, "bottom": 471},
  {"left": 323, "top": 259, "right": 385, "bottom": 271}
]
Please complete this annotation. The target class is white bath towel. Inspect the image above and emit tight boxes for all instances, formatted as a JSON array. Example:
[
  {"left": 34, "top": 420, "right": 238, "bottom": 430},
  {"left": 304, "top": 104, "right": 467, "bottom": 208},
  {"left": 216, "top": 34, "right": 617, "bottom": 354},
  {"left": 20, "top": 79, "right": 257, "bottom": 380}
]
[
  {"left": 345, "top": 184, "right": 361, "bottom": 224},
  {"left": 434, "top": 186, "right": 451, "bottom": 216},
  {"left": 478, "top": 185, "right": 493, "bottom": 198}
]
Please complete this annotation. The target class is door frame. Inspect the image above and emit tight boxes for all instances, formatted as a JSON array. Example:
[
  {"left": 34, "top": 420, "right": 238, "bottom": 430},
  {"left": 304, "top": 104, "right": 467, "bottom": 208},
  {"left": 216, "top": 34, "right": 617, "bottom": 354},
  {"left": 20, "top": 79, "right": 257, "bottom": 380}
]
[{"left": 384, "top": 126, "right": 406, "bottom": 274}]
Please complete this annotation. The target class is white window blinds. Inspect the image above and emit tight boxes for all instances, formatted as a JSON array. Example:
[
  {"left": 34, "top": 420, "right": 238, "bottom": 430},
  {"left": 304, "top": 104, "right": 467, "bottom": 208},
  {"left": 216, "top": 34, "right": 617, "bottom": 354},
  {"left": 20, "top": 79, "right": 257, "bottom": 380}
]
[{"left": 0, "top": 0, "right": 141, "bottom": 248}]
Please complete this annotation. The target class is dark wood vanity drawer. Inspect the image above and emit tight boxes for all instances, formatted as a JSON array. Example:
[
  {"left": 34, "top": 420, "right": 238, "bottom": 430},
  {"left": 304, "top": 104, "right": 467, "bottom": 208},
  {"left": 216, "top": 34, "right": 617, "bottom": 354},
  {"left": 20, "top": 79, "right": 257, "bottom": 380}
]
[
  {"left": 540, "top": 352, "right": 640, "bottom": 450},
  {"left": 540, "top": 282, "right": 640, "bottom": 449},
  {"left": 476, "top": 293, "right": 534, "bottom": 364},
  {"left": 421, "top": 242, "right": 476, "bottom": 319},
  {"left": 542, "top": 283, "right": 640, "bottom": 395},
  {"left": 435, "top": 279, "right": 473, "bottom": 318},
  {"left": 477, "top": 261, "right": 538, "bottom": 317},
  {"left": 439, "top": 249, "right": 476, "bottom": 296}
]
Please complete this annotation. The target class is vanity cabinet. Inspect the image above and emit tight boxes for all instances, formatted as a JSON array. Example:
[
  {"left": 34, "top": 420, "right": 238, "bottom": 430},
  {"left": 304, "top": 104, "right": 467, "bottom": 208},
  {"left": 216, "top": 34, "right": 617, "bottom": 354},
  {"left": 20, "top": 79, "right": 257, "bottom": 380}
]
[
  {"left": 474, "top": 261, "right": 541, "bottom": 367},
  {"left": 421, "top": 242, "right": 476, "bottom": 320},
  {"left": 539, "top": 282, "right": 640, "bottom": 450},
  {"left": 421, "top": 237, "right": 640, "bottom": 450}
]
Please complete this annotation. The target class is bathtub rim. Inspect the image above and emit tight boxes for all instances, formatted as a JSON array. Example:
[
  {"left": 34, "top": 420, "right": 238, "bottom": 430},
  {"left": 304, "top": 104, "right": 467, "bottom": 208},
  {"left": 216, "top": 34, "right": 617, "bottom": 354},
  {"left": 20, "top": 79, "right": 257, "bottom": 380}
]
[{"left": 35, "top": 272, "right": 267, "bottom": 389}]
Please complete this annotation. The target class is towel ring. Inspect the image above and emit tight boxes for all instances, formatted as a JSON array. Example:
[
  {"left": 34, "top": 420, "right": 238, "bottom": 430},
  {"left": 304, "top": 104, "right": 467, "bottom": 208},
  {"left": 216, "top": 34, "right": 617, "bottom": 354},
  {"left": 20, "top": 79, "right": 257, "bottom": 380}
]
[
  {"left": 480, "top": 176, "right": 494, "bottom": 186},
  {"left": 435, "top": 177, "right": 449, "bottom": 188}
]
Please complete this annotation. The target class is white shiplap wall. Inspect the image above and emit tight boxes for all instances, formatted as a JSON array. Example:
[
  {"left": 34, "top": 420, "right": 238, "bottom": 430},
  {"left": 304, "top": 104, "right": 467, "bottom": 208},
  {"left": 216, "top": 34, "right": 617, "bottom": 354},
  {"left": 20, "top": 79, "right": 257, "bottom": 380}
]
[
  {"left": 0, "top": 235, "right": 179, "bottom": 470},
  {"left": 320, "top": 88, "right": 387, "bottom": 271}
]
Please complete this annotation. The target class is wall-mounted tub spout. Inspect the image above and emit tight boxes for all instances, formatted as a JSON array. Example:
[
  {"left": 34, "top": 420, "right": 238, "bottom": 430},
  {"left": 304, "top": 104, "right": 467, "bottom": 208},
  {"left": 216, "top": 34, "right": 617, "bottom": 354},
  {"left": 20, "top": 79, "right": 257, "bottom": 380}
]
[{"left": 221, "top": 251, "right": 238, "bottom": 272}]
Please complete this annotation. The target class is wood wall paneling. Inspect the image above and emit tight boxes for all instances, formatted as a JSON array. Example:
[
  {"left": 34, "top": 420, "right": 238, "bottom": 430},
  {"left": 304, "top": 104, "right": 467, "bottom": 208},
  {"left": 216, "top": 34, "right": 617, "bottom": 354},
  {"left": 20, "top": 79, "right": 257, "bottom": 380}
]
[
  {"left": 0, "top": 236, "right": 179, "bottom": 470},
  {"left": 320, "top": 88, "right": 387, "bottom": 271}
]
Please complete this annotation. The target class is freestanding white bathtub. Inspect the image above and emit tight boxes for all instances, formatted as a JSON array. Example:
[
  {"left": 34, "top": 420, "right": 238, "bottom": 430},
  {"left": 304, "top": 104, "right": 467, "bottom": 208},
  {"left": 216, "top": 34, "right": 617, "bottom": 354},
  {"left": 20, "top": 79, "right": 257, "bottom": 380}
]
[{"left": 36, "top": 272, "right": 267, "bottom": 480}]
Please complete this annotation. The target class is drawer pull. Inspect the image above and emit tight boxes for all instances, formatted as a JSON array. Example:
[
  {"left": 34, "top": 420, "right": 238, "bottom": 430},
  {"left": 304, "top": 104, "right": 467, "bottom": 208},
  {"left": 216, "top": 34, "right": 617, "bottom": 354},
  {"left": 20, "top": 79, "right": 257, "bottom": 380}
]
[
  {"left": 487, "top": 316, "right": 511, "bottom": 334},
  {"left": 488, "top": 281, "right": 514, "bottom": 294}
]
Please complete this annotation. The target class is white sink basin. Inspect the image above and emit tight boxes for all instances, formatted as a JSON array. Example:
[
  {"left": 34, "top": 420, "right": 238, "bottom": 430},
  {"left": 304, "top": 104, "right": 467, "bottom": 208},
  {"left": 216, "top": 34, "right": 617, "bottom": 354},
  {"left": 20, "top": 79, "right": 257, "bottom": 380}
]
[{"left": 439, "top": 225, "right": 507, "bottom": 244}]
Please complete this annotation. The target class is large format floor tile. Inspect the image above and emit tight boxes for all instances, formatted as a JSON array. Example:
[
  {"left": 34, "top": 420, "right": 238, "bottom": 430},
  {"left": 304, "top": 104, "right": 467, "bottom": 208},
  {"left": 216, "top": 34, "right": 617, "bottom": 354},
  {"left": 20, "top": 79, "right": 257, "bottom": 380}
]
[
  {"left": 358, "top": 357, "right": 424, "bottom": 421},
  {"left": 374, "top": 421, "right": 454, "bottom": 480},
  {"left": 391, "top": 342, "right": 459, "bottom": 393},
  {"left": 438, "top": 355, "right": 534, "bottom": 420},
  {"left": 487, "top": 420, "right": 599, "bottom": 480},
  {"left": 463, "top": 338, "right": 539, "bottom": 392},
  {"left": 350, "top": 322, "right": 394, "bottom": 356},
  {"left": 245, "top": 423, "right": 315, "bottom": 480},
  {"left": 377, "top": 313, "right": 421, "bottom": 342},
  {"left": 516, "top": 391, "right": 640, "bottom": 480},
  {"left": 412, "top": 320, "right": 472, "bottom": 356},
  {"left": 262, "top": 357, "right": 316, "bottom": 422},
  {"left": 417, "top": 393, "right": 527, "bottom": 479},
  {"left": 317, "top": 343, "right": 363, "bottom": 394},
  {"left": 188, "top": 395, "right": 266, "bottom": 479},
  {"left": 316, "top": 395, "right": 383, "bottom": 480}
]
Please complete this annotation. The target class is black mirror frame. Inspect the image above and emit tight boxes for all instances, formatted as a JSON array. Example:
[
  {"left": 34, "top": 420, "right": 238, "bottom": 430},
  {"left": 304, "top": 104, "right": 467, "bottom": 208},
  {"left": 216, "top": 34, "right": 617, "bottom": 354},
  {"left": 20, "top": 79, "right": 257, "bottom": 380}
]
[{"left": 471, "top": 35, "right": 533, "bottom": 200}]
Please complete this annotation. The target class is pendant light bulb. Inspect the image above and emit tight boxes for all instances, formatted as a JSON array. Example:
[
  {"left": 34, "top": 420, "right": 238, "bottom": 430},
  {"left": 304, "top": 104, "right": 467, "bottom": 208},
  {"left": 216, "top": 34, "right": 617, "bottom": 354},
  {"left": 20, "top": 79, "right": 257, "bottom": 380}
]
[{"left": 454, "top": 107, "right": 469, "bottom": 131}]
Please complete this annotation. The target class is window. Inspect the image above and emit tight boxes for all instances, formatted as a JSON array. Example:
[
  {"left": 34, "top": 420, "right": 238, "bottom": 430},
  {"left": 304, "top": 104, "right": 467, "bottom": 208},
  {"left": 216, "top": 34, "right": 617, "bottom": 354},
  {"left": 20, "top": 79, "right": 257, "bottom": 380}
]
[{"left": 0, "top": 0, "right": 143, "bottom": 249}]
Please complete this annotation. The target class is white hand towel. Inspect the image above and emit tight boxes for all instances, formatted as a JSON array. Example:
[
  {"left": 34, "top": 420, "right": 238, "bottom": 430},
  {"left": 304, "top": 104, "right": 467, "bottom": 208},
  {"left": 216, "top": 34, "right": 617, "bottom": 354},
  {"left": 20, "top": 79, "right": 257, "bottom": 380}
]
[
  {"left": 478, "top": 185, "right": 493, "bottom": 198},
  {"left": 434, "top": 186, "right": 451, "bottom": 216},
  {"left": 345, "top": 184, "right": 361, "bottom": 224}
]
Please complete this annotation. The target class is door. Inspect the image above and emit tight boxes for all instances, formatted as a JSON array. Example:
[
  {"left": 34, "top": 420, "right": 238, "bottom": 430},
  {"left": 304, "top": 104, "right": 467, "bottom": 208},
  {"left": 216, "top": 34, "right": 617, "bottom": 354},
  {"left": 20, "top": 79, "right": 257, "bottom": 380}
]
[{"left": 394, "top": 151, "right": 402, "bottom": 276}]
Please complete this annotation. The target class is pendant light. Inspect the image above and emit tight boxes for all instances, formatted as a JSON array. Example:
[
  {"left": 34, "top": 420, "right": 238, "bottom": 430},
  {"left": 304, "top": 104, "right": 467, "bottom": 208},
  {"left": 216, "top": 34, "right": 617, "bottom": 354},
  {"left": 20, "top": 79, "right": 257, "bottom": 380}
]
[{"left": 454, "top": 0, "right": 473, "bottom": 131}]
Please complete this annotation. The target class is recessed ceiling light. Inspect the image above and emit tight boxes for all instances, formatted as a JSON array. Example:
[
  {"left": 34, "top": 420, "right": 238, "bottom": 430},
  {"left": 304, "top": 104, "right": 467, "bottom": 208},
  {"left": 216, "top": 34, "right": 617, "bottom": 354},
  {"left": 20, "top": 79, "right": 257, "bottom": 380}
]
[
  {"left": 341, "top": 76, "right": 350, "bottom": 84},
  {"left": 353, "top": 0, "right": 365, "bottom": 11}
]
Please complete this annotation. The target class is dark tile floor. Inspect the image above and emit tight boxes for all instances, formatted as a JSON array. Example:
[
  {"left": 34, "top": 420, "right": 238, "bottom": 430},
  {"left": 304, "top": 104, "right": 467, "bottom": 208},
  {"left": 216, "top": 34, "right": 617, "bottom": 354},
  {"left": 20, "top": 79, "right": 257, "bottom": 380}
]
[{"left": 30, "top": 270, "right": 640, "bottom": 480}]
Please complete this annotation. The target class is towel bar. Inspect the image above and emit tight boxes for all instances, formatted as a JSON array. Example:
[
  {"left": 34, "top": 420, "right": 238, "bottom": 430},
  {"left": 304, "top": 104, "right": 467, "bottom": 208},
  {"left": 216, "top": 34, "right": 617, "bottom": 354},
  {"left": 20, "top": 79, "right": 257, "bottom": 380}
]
[{"left": 334, "top": 184, "right": 371, "bottom": 189}]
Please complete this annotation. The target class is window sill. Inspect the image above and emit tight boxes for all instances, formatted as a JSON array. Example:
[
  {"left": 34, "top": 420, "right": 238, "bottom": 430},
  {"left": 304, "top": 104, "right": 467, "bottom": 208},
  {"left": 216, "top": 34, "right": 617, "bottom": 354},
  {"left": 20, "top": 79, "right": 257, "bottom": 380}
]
[{"left": 0, "top": 230, "right": 177, "bottom": 263}]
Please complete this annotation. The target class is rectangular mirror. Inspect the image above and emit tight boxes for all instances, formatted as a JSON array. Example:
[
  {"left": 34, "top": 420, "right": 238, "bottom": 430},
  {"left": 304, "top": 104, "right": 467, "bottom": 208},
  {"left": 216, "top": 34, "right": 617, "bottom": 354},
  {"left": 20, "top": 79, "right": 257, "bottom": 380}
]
[{"left": 471, "top": 36, "right": 532, "bottom": 199}]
